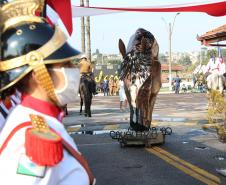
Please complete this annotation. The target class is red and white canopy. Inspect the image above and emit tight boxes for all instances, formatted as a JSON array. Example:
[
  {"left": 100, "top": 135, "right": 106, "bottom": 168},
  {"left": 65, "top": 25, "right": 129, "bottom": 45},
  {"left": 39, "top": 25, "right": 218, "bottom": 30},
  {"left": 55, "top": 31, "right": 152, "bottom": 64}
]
[
  {"left": 47, "top": 0, "right": 226, "bottom": 35},
  {"left": 72, "top": 0, "right": 226, "bottom": 17}
]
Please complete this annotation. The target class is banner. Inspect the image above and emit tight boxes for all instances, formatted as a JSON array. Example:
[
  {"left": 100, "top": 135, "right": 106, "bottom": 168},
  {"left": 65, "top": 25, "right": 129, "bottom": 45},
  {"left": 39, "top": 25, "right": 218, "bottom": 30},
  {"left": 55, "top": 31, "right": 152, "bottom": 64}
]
[{"left": 72, "top": 0, "right": 226, "bottom": 17}]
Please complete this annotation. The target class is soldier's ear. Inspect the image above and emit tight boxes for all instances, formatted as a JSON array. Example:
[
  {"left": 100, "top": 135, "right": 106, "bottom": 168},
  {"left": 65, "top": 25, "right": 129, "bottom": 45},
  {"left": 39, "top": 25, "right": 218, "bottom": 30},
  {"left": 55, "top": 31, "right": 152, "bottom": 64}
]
[
  {"left": 31, "top": 71, "right": 40, "bottom": 86},
  {"left": 119, "top": 39, "right": 126, "bottom": 59}
]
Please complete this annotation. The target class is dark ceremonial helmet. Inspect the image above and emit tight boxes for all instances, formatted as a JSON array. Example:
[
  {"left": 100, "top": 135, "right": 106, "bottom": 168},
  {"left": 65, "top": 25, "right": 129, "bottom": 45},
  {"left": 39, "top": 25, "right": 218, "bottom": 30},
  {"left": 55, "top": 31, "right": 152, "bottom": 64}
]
[{"left": 0, "top": 0, "right": 80, "bottom": 103}]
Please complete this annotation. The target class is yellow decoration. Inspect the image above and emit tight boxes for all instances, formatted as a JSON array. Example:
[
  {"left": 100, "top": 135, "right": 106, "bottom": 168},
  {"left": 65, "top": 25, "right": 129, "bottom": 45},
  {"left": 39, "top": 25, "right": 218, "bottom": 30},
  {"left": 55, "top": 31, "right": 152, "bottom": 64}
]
[
  {"left": 94, "top": 70, "right": 119, "bottom": 83},
  {"left": 95, "top": 71, "right": 103, "bottom": 83}
]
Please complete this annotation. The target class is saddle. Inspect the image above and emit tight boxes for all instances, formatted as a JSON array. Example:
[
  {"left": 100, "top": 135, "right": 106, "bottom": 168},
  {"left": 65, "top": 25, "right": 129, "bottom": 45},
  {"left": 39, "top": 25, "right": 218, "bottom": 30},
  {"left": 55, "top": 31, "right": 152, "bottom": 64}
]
[{"left": 80, "top": 73, "right": 92, "bottom": 81}]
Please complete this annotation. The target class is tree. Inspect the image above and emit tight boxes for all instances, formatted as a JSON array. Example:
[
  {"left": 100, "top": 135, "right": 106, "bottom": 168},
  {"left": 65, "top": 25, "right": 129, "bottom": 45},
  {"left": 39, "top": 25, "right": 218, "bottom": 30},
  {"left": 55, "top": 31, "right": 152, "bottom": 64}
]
[{"left": 178, "top": 55, "right": 192, "bottom": 66}]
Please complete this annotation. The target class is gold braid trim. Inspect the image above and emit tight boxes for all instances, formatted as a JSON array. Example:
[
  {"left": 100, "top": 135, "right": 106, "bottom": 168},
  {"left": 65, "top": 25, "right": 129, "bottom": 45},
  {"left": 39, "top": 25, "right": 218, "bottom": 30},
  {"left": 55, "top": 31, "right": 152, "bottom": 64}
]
[
  {"left": 30, "top": 114, "right": 49, "bottom": 131},
  {"left": 32, "top": 61, "right": 59, "bottom": 104},
  {"left": 1, "top": 0, "right": 43, "bottom": 31},
  {"left": 3, "top": 16, "right": 44, "bottom": 32}
]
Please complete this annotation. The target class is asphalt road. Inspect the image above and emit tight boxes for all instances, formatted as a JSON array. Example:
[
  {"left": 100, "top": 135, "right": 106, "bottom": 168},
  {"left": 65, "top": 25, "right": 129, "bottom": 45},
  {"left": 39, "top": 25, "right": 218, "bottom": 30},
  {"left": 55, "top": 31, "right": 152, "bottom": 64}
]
[{"left": 64, "top": 93, "right": 226, "bottom": 185}]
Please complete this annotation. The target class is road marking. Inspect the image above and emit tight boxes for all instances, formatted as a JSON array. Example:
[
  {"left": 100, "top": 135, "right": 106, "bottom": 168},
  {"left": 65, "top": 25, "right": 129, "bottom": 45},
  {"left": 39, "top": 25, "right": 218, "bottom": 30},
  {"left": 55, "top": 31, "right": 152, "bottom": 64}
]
[
  {"left": 78, "top": 142, "right": 118, "bottom": 146},
  {"left": 104, "top": 124, "right": 119, "bottom": 130},
  {"left": 146, "top": 147, "right": 220, "bottom": 185},
  {"left": 154, "top": 147, "right": 220, "bottom": 183},
  {"left": 67, "top": 126, "right": 81, "bottom": 132}
]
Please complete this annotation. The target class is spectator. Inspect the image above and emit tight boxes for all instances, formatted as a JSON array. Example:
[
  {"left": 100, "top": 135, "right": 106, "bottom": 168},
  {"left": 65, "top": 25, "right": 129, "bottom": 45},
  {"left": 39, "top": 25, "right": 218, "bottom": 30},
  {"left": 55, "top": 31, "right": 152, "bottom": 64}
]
[
  {"left": 103, "top": 79, "right": 109, "bottom": 96},
  {"left": 119, "top": 80, "right": 127, "bottom": 111},
  {"left": 174, "top": 75, "right": 181, "bottom": 94},
  {"left": 181, "top": 84, "right": 187, "bottom": 93}
]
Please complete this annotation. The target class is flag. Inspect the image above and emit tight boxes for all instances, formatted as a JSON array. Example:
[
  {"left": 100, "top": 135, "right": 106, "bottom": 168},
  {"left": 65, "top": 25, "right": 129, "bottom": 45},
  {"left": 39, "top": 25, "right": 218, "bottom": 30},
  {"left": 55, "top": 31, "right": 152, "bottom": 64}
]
[
  {"left": 218, "top": 47, "right": 224, "bottom": 64},
  {"left": 47, "top": 0, "right": 73, "bottom": 35}
]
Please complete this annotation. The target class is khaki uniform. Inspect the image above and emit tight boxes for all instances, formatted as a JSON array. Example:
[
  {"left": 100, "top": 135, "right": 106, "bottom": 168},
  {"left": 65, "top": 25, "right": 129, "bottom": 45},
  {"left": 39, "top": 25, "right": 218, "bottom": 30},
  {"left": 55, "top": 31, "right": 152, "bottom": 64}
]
[{"left": 79, "top": 59, "right": 93, "bottom": 74}]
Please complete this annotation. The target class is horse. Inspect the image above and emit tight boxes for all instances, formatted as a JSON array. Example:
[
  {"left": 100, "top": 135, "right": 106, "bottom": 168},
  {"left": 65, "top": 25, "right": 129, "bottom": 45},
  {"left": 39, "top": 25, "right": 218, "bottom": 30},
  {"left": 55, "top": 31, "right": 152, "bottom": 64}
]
[
  {"left": 118, "top": 28, "right": 161, "bottom": 132},
  {"left": 206, "top": 72, "right": 225, "bottom": 95},
  {"left": 79, "top": 74, "right": 93, "bottom": 117}
]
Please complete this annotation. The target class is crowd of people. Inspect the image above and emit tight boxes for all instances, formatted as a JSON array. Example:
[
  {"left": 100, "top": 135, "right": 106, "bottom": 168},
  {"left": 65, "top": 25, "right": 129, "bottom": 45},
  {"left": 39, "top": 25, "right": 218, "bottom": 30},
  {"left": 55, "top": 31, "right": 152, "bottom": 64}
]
[{"left": 97, "top": 77, "right": 120, "bottom": 96}]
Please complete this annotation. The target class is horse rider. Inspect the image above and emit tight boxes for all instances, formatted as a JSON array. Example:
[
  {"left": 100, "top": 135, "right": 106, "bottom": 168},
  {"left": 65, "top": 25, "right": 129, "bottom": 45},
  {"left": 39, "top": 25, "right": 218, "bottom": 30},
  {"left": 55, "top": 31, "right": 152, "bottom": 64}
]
[
  {"left": 0, "top": 1, "right": 95, "bottom": 184},
  {"left": 205, "top": 53, "right": 225, "bottom": 75},
  {"left": 205, "top": 53, "right": 225, "bottom": 91},
  {"left": 79, "top": 54, "right": 98, "bottom": 95}
]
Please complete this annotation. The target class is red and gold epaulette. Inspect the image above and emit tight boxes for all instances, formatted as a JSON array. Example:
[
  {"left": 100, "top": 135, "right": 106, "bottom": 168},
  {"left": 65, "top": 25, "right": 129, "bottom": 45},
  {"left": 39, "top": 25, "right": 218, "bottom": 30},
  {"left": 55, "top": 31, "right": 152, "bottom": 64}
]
[{"left": 25, "top": 114, "right": 63, "bottom": 166}]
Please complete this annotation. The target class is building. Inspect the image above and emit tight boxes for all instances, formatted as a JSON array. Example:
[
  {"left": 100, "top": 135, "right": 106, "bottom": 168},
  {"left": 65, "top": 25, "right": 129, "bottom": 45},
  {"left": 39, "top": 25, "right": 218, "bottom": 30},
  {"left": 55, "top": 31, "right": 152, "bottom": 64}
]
[
  {"left": 197, "top": 24, "right": 226, "bottom": 47},
  {"left": 161, "top": 64, "right": 184, "bottom": 83}
]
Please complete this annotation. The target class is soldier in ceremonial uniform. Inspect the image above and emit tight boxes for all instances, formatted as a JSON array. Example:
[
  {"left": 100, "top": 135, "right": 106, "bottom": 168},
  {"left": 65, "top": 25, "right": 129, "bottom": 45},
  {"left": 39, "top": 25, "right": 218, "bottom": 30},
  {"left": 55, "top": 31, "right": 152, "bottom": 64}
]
[{"left": 0, "top": 0, "right": 95, "bottom": 185}]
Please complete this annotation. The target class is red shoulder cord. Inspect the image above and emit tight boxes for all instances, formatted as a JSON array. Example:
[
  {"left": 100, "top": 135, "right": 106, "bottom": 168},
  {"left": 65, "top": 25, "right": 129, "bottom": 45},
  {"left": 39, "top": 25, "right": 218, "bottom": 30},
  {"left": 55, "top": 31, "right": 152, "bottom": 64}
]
[
  {"left": 0, "top": 122, "right": 95, "bottom": 185},
  {"left": 0, "top": 122, "right": 31, "bottom": 155}
]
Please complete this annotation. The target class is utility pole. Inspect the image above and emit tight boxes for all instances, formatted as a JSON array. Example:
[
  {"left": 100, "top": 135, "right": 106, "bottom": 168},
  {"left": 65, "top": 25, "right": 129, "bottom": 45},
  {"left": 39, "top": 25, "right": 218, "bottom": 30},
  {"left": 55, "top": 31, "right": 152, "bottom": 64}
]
[
  {"left": 162, "top": 13, "right": 180, "bottom": 90},
  {"left": 168, "top": 23, "right": 173, "bottom": 91},
  {"left": 85, "top": 0, "right": 91, "bottom": 61},
  {"left": 80, "top": 0, "right": 85, "bottom": 53}
]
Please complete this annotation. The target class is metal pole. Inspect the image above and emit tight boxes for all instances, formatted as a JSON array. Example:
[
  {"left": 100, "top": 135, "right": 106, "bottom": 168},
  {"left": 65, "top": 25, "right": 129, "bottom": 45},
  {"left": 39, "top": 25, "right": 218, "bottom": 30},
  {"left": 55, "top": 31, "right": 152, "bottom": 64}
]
[
  {"left": 85, "top": 0, "right": 91, "bottom": 61},
  {"left": 40, "top": 0, "right": 47, "bottom": 18},
  {"left": 80, "top": 0, "right": 85, "bottom": 53},
  {"left": 167, "top": 13, "right": 180, "bottom": 91},
  {"left": 169, "top": 23, "right": 172, "bottom": 91}
]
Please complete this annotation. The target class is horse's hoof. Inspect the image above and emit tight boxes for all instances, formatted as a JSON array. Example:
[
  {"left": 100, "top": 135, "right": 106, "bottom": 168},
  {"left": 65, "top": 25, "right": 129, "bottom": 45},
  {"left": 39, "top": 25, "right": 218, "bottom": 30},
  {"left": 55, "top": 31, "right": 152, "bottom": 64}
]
[
  {"left": 88, "top": 115, "right": 92, "bottom": 117},
  {"left": 85, "top": 114, "right": 87, "bottom": 117}
]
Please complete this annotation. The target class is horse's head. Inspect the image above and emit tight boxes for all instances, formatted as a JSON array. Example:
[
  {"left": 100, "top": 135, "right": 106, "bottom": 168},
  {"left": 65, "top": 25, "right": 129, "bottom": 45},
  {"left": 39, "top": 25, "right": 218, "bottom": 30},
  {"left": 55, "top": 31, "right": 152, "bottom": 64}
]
[{"left": 118, "top": 28, "right": 161, "bottom": 131}]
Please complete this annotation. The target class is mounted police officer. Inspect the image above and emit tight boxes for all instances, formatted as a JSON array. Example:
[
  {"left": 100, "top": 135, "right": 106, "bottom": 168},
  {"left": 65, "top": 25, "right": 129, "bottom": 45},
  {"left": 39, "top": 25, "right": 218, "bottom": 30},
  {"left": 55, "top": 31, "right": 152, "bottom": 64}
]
[
  {"left": 0, "top": 0, "right": 95, "bottom": 184},
  {"left": 79, "top": 54, "right": 97, "bottom": 95}
]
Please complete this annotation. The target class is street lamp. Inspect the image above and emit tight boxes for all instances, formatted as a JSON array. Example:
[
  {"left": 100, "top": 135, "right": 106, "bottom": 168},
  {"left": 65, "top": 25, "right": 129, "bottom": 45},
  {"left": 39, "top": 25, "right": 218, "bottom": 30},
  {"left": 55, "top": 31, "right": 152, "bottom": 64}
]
[{"left": 162, "top": 13, "right": 180, "bottom": 90}]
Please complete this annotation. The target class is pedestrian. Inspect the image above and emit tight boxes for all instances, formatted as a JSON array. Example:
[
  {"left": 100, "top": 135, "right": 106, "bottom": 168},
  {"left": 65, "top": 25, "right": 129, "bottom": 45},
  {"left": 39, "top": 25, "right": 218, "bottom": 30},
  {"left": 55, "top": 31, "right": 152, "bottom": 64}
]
[
  {"left": 119, "top": 80, "right": 127, "bottom": 112},
  {"left": 103, "top": 78, "right": 109, "bottom": 96},
  {"left": 109, "top": 76, "right": 114, "bottom": 96},
  {"left": 0, "top": 1, "right": 95, "bottom": 185},
  {"left": 181, "top": 84, "right": 187, "bottom": 93},
  {"left": 174, "top": 75, "right": 181, "bottom": 94},
  {"left": 130, "top": 77, "right": 138, "bottom": 108}
]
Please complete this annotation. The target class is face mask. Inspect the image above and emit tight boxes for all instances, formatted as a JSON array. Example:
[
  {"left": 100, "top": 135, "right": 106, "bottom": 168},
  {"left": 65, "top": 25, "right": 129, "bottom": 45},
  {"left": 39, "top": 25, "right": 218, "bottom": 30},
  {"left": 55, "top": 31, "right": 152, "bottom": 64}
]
[{"left": 51, "top": 67, "right": 80, "bottom": 106}]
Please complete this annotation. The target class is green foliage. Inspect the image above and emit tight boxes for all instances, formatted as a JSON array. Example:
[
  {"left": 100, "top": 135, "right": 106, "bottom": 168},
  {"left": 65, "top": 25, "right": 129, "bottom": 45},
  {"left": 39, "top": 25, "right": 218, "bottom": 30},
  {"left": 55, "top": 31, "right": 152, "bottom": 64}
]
[
  {"left": 201, "top": 49, "right": 218, "bottom": 65},
  {"left": 186, "top": 63, "right": 196, "bottom": 72},
  {"left": 178, "top": 55, "right": 192, "bottom": 66}
]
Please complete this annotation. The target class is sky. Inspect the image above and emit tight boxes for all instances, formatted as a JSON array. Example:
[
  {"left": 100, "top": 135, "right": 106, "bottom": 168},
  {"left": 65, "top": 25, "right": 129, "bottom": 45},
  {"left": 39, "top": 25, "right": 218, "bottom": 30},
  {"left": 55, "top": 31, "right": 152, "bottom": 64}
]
[{"left": 68, "top": 0, "right": 226, "bottom": 55}]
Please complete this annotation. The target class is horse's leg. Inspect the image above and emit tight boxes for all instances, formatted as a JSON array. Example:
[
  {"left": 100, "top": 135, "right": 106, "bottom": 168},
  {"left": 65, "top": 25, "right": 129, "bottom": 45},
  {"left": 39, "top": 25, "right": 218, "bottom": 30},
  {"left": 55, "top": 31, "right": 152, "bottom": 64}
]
[
  {"left": 84, "top": 99, "right": 87, "bottom": 117},
  {"left": 87, "top": 96, "right": 92, "bottom": 117},
  {"left": 83, "top": 91, "right": 89, "bottom": 117},
  {"left": 218, "top": 75, "right": 224, "bottom": 95},
  {"left": 80, "top": 97, "right": 83, "bottom": 115},
  {"left": 65, "top": 104, "right": 68, "bottom": 115}
]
